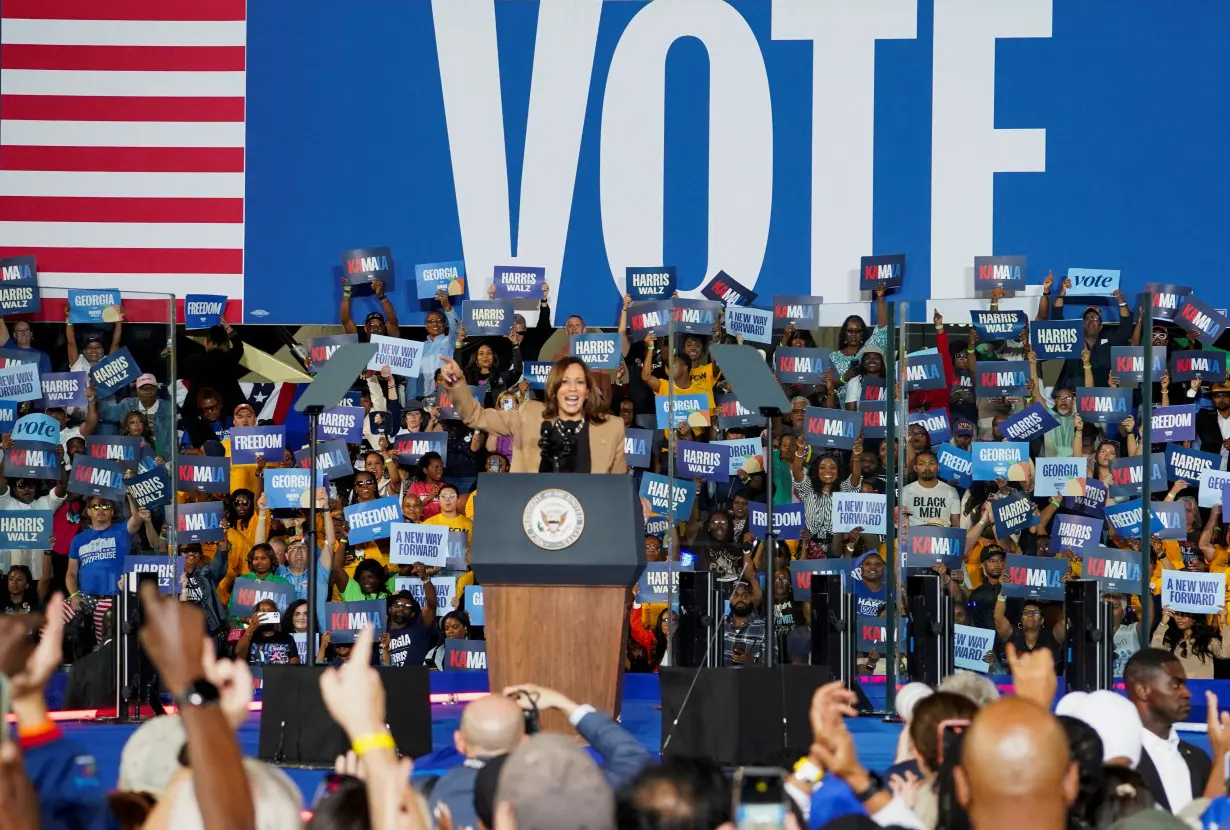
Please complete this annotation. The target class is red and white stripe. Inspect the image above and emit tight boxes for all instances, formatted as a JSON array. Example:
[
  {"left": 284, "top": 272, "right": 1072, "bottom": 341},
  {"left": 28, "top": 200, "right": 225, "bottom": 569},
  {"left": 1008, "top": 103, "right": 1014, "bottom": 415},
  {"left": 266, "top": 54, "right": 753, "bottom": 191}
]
[{"left": 0, "top": 0, "right": 246, "bottom": 323}]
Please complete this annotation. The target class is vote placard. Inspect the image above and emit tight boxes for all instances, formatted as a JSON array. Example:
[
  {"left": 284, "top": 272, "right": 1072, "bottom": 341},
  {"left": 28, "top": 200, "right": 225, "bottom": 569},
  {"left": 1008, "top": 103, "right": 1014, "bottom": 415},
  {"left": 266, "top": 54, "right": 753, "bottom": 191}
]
[
  {"left": 493, "top": 265, "right": 543, "bottom": 299},
  {"left": 1066, "top": 268, "right": 1120, "bottom": 296},
  {"left": 626, "top": 266, "right": 676, "bottom": 301},
  {"left": 341, "top": 246, "right": 392, "bottom": 287},
  {"left": 230, "top": 426, "right": 286, "bottom": 465},
  {"left": 343, "top": 496, "right": 401, "bottom": 544},
  {"left": 859, "top": 254, "right": 904, "bottom": 292},
  {"left": 184, "top": 294, "right": 228, "bottom": 329},
  {"left": 389, "top": 523, "right": 449, "bottom": 567},
  {"left": 414, "top": 261, "right": 465, "bottom": 300},
  {"left": 973, "top": 255, "right": 1026, "bottom": 292},
  {"left": 702, "top": 271, "right": 757, "bottom": 307},
  {"left": 12, "top": 413, "right": 59, "bottom": 445}
]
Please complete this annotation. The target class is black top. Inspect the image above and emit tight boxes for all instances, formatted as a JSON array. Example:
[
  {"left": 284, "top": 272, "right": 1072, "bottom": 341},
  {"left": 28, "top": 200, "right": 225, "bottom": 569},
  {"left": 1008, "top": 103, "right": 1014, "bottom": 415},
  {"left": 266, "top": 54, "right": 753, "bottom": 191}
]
[{"left": 538, "top": 419, "right": 591, "bottom": 473}]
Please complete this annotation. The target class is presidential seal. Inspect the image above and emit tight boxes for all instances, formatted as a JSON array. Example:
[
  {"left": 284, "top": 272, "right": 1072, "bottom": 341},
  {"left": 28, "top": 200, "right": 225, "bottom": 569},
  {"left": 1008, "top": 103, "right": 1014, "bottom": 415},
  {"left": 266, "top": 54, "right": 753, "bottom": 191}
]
[{"left": 523, "top": 489, "right": 585, "bottom": 550}]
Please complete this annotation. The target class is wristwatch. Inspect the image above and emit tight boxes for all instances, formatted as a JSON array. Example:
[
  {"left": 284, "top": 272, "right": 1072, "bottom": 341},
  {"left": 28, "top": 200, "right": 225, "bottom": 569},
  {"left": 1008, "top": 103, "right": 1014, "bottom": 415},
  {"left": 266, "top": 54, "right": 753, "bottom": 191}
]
[
  {"left": 173, "top": 679, "right": 221, "bottom": 709},
  {"left": 852, "top": 771, "right": 885, "bottom": 803}
]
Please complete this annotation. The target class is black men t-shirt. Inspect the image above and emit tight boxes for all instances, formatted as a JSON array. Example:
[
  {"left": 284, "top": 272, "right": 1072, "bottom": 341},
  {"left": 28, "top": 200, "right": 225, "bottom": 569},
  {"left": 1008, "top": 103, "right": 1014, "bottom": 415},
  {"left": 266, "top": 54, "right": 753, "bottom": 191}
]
[{"left": 387, "top": 618, "right": 439, "bottom": 667}]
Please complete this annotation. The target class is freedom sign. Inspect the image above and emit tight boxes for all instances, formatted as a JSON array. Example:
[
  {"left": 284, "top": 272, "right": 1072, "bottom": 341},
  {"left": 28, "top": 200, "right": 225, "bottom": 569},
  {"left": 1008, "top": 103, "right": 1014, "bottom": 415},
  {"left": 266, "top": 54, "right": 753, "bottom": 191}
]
[
  {"left": 395, "top": 432, "right": 447, "bottom": 466},
  {"left": 749, "top": 502, "right": 805, "bottom": 541},
  {"left": 775, "top": 347, "right": 829, "bottom": 384},
  {"left": 701, "top": 271, "right": 757, "bottom": 307},
  {"left": 318, "top": 406, "right": 365, "bottom": 443},
  {"left": 909, "top": 409, "right": 952, "bottom": 445},
  {"left": 970, "top": 442, "right": 1030, "bottom": 482},
  {"left": 89, "top": 347, "right": 140, "bottom": 399},
  {"left": 859, "top": 253, "right": 905, "bottom": 291},
  {"left": 40, "top": 372, "right": 87, "bottom": 409},
  {"left": 724, "top": 306, "right": 773, "bottom": 344},
  {"left": 1051, "top": 514, "right": 1103, "bottom": 553},
  {"left": 344, "top": 496, "right": 401, "bottom": 544},
  {"left": 389, "top": 523, "right": 449, "bottom": 568},
  {"left": 230, "top": 426, "right": 286, "bottom": 465},
  {"left": 1066, "top": 268, "right": 1121, "bottom": 296},
  {"left": 1161, "top": 571, "right": 1226, "bottom": 615},
  {"left": 1111, "top": 346, "right": 1167, "bottom": 384},
  {"left": 1152, "top": 405, "right": 1198, "bottom": 443},
  {"left": 414, "top": 261, "right": 464, "bottom": 300},
  {"left": 67, "top": 288, "right": 121, "bottom": 324},
  {"left": 1001, "top": 553, "right": 1066, "bottom": 601},
  {"left": 626, "top": 266, "right": 676, "bottom": 300},
  {"left": 176, "top": 501, "right": 226, "bottom": 544},
  {"left": 176, "top": 456, "right": 230, "bottom": 494},
  {"left": 325, "top": 599, "right": 388, "bottom": 643},
  {"left": 953, "top": 624, "right": 997, "bottom": 673},
  {"left": 5, "top": 441, "right": 59, "bottom": 480},
  {"left": 902, "top": 526, "right": 964, "bottom": 570},
  {"left": 184, "top": 294, "right": 228, "bottom": 330},
  {"left": 1104, "top": 499, "right": 1144, "bottom": 539},
  {"left": 675, "top": 440, "right": 730, "bottom": 483},
  {"left": 125, "top": 466, "right": 172, "bottom": 510},
  {"left": 970, "top": 310, "right": 1027, "bottom": 342},
  {"left": 1033, "top": 456, "right": 1085, "bottom": 498},
  {"left": 1177, "top": 295, "right": 1229, "bottom": 346},
  {"left": 1170, "top": 349, "right": 1225, "bottom": 383},
  {"left": 493, "top": 265, "right": 544, "bottom": 299},
  {"left": 640, "top": 473, "right": 696, "bottom": 521},
  {"left": 936, "top": 443, "right": 972, "bottom": 489},
  {"left": 124, "top": 555, "right": 181, "bottom": 595},
  {"left": 974, "top": 360, "right": 1030, "bottom": 397},
  {"left": 0, "top": 510, "right": 52, "bottom": 549},
  {"left": 803, "top": 406, "right": 858, "bottom": 451},
  {"left": 832, "top": 493, "right": 886, "bottom": 534},
  {"left": 1030, "top": 320, "right": 1083, "bottom": 359},
  {"left": 973, "top": 255, "right": 1026, "bottom": 292},
  {"left": 999, "top": 402, "right": 1058, "bottom": 442},
  {"left": 68, "top": 456, "right": 125, "bottom": 501},
  {"left": 367, "top": 334, "right": 424, "bottom": 377},
  {"left": 569, "top": 333, "right": 621, "bottom": 370},
  {"left": 294, "top": 439, "right": 353, "bottom": 481}
]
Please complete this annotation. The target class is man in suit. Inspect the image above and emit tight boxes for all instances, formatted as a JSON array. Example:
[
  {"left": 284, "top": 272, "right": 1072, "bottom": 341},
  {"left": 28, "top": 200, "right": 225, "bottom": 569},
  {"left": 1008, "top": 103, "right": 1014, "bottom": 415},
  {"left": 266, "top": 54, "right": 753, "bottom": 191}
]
[
  {"left": 1125, "top": 648, "right": 1211, "bottom": 812},
  {"left": 1195, "top": 381, "right": 1230, "bottom": 465}
]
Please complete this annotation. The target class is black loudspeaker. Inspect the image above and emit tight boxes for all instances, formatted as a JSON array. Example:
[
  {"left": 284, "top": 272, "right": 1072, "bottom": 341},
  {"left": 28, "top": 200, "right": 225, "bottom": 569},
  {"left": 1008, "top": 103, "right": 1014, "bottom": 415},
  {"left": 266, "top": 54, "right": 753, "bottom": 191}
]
[
  {"left": 677, "top": 570, "right": 719, "bottom": 667},
  {"left": 906, "top": 574, "right": 951, "bottom": 686},
  {"left": 659, "top": 666, "right": 832, "bottom": 765},
  {"left": 1065, "top": 579, "right": 1112, "bottom": 692},
  {"left": 258, "top": 666, "right": 432, "bottom": 765},
  {"left": 809, "top": 573, "right": 844, "bottom": 669}
]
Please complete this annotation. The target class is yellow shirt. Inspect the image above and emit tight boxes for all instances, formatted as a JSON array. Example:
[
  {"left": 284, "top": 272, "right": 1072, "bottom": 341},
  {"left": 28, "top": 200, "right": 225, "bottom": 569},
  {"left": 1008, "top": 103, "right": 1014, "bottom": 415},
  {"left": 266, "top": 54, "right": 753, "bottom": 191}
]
[
  {"left": 425, "top": 514, "right": 474, "bottom": 560},
  {"left": 465, "top": 491, "right": 476, "bottom": 520},
  {"left": 1205, "top": 545, "right": 1230, "bottom": 609},
  {"left": 221, "top": 438, "right": 258, "bottom": 496},
  {"left": 1149, "top": 541, "right": 1185, "bottom": 596}
]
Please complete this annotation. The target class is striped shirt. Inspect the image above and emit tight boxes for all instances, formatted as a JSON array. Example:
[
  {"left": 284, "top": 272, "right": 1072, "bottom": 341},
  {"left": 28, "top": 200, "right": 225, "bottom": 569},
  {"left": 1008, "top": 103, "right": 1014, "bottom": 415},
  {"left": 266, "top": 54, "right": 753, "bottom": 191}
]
[{"left": 793, "top": 474, "right": 858, "bottom": 540}]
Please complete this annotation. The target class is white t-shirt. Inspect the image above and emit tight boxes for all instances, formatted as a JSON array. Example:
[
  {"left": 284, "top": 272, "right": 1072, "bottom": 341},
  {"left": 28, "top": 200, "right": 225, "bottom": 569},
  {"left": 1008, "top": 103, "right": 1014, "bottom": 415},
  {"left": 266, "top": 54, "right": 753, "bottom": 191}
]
[{"left": 901, "top": 480, "right": 961, "bottom": 526}]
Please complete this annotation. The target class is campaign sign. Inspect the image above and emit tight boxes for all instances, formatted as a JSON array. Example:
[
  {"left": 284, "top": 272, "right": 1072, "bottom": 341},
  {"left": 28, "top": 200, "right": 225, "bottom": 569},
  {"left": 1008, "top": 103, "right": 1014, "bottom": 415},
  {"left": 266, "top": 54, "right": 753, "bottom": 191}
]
[
  {"left": 230, "top": 426, "right": 286, "bottom": 465},
  {"left": 5, "top": 441, "right": 58, "bottom": 480},
  {"left": 669, "top": 300, "right": 722, "bottom": 336},
  {"left": 1200, "top": 468, "right": 1230, "bottom": 509},
  {"left": 1108, "top": 455, "right": 1166, "bottom": 500},
  {"left": 639, "top": 473, "right": 696, "bottom": 521},
  {"left": 714, "top": 437, "right": 760, "bottom": 477},
  {"left": 414, "top": 261, "right": 465, "bottom": 300},
  {"left": 325, "top": 599, "right": 387, "bottom": 643},
  {"left": 184, "top": 294, "right": 228, "bottom": 330},
  {"left": 0, "top": 349, "right": 30, "bottom": 370},
  {"left": 973, "top": 255, "right": 1026, "bottom": 292},
  {"left": 1166, "top": 443, "right": 1219, "bottom": 485},
  {"left": 1030, "top": 320, "right": 1083, "bottom": 359},
  {"left": 1146, "top": 283, "right": 1192, "bottom": 324},
  {"left": 569, "top": 333, "right": 621, "bottom": 370},
  {"left": 1152, "top": 405, "right": 1198, "bottom": 443},
  {"left": 627, "top": 300, "right": 672, "bottom": 341},
  {"left": 624, "top": 428, "right": 653, "bottom": 469},
  {"left": 702, "top": 271, "right": 757, "bottom": 307},
  {"left": 0, "top": 510, "right": 52, "bottom": 549},
  {"left": 343, "top": 496, "right": 400, "bottom": 544},
  {"left": 1075, "top": 388, "right": 1133, "bottom": 425},
  {"left": 366, "top": 334, "right": 423, "bottom": 378},
  {"left": 521, "top": 361, "right": 552, "bottom": 390},
  {"left": 1066, "top": 268, "right": 1121, "bottom": 297},
  {"left": 89, "top": 347, "right": 140, "bottom": 399},
  {"left": 909, "top": 409, "right": 952, "bottom": 445},
  {"left": 308, "top": 334, "right": 358, "bottom": 372},
  {"left": 124, "top": 555, "right": 181, "bottom": 595},
  {"left": 318, "top": 406, "right": 365, "bottom": 443},
  {"left": 389, "top": 523, "right": 448, "bottom": 568},
  {"left": 832, "top": 493, "right": 886, "bottom": 534},
  {"left": 341, "top": 246, "right": 392, "bottom": 287},
  {"left": 87, "top": 435, "right": 145, "bottom": 472},
  {"left": 655, "top": 394, "right": 710, "bottom": 431},
  {"left": 775, "top": 347, "right": 829, "bottom": 385},
  {"left": 13, "top": 413, "right": 59, "bottom": 445},
  {"left": 1161, "top": 571, "right": 1226, "bottom": 615},
  {"left": 1111, "top": 346, "right": 1167, "bottom": 384},
  {"left": 637, "top": 563, "right": 680, "bottom": 602},
  {"left": 714, "top": 392, "right": 766, "bottom": 429},
  {"left": 903, "top": 526, "right": 964, "bottom": 570},
  {"left": 970, "top": 442, "right": 1030, "bottom": 482},
  {"left": 1104, "top": 499, "right": 1144, "bottom": 539},
  {"left": 125, "top": 466, "right": 172, "bottom": 510},
  {"left": 464, "top": 585, "right": 484, "bottom": 626},
  {"left": 626, "top": 266, "right": 677, "bottom": 301},
  {"left": 970, "top": 310, "right": 1027, "bottom": 342},
  {"left": 974, "top": 360, "right": 1030, "bottom": 397},
  {"left": 39, "top": 372, "right": 86, "bottom": 409},
  {"left": 0, "top": 402, "right": 17, "bottom": 437},
  {"left": 936, "top": 443, "right": 973, "bottom": 489},
  {"left": 859, "top": 253, "right": 905, "bottom": 291},
  {"left": 905, "top": 350, "right": 946, "bottom": 392},
  {"left": 1052, "top": 514, "right": 1103, "bottom": 553},
  {"left": 1152, "top": 502, "right": 1186, "bottom": 541},
  {"left": 675, "top": 440, "right": 730, "bottom": 483},
  {"left": 856, "top": 616, "right": 907, "bottom": 654},
  {"left": 1034, "top": 457, "right": 1085, "bottom": 498},
  {"left": 1079, "top": 546, "right": 1141, "bottom": 595},
  {"left": 749, "top": 502, "right": 805, "bottom": 541},
  {"left": 1001, "top": 553, "right": 1066, "bottom": 601},
  {"left": 1064, "top": 478, "right": 1108, "bottom": 517},
  {"left": 644, "top": 515, "right": 670, "bottom": 538},
  {"left": 0, "top": 255, "right": 40, "bottom": 316},
  {"left": 265, "top": 468, "right": 326, "bottom": 510},
  {"left": 999, "top": 403, "right": 1059, "bottom": 443},
  {"left": 176, "top": 501, "right": 225, "bottom": 544},
  {"left": 858, "top": 401, "right": 905, "bottom": 438},
  {"left": 772, "top": 295, "right": 821, "bottom": 330},
  {"left": 803, "top": 407, "right": 858, "bottom": 451},
  {"left": 394, "top": 432, "right": 447, "bottom": 467},
  {"left": 67, "top": 288, "right": 121, "bottom": 324},
  {"left": 1177, "top": 295, "right": 1229, "bottom": 346},
  {"left": 0, "top": 363, "right": 39, "bottom": 403},
  {"left": 231, "top": 579, "right": 294, "bottom": 618},
  {"left": 463, "top": 300, "right": 515, "bottom": 337},
  {"left": 1170, "top": 350, "right": 1226, "bottom": 383},
  {"left": 992, "top": 491, "right": 1038, "bottom": 539},
  {"left": 493, "top": 265, "right": 544, "bottom": 299},
  {"left": 790, "top": 558, "right": 851, "bottom": 601},
  {"left": 953, "top": 624, "right": 997, "bottom": 673},
  {"left": 724, "top": 306, "right": 773, "bottom": 345},
  {"left": 294, "top": 439, "right": 353, "bottom": 481},
  {"left": 444, "top": 640, "right": 488, "bottom": 671},
  {"left": 68, "top": 456, "right": 124, "bottom": 501},
  {"left": 176, "top": 456, "right": 230, "bottom": 494}
]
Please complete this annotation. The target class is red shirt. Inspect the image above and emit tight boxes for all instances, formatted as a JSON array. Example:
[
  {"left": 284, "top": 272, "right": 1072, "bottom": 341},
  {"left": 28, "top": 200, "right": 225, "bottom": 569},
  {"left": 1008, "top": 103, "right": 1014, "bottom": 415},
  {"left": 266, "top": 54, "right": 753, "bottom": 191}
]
[{"left": 52, "top": 496, "right": 86, "bottom": 556}]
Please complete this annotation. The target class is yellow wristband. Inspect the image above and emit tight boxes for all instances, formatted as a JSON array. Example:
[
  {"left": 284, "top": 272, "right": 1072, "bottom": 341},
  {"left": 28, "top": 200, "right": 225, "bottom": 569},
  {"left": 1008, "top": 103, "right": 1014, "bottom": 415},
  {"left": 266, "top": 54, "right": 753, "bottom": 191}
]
[{"left": 352, "top": 732, "right": 396, "bottom": 756}]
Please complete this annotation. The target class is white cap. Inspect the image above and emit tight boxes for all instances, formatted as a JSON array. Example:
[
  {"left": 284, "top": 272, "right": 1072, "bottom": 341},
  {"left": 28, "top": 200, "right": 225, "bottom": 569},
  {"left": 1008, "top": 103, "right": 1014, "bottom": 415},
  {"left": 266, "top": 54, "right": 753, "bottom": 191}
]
[
  {"left": 896, "top": 682, "right": 935, "bottom": 722},
  {"left": 1062, "top": 690, "right": 1143, "bottom": 768}
]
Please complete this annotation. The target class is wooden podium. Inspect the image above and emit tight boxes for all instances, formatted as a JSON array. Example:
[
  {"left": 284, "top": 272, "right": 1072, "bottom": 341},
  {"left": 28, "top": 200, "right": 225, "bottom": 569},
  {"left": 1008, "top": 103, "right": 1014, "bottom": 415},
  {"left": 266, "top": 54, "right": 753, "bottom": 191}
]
[{"left": 471, "top": 473, "right": 646, "bottom": 734}]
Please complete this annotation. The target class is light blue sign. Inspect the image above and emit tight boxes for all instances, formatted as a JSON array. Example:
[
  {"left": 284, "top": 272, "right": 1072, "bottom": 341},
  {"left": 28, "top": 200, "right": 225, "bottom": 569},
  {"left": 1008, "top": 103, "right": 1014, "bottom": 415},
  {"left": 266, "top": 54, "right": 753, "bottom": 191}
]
[
  {"left": 1066, "top": 268, "right": 1121, "bottom": 296},
  {"left": 67, "top": 288, "right": 121, "bottom": 324},
  {"left": 0, "top": 363, "right": 41, "bottom": 402},
  {"left": 415, "top": 260, "right": 465, "bottom": 300},
  {"left": 655, "top": 393, "right": 710, "bottom": 430},
  {"left": 970, "top": 442, "right": 1029, "bottom": 481}
]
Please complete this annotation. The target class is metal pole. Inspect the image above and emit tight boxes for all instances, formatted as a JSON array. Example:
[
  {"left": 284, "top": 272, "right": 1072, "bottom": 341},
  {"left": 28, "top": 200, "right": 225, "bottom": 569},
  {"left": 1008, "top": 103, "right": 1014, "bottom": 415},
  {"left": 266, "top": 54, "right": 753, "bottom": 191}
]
[
  {"left": 1140, "top": 295, "right": 1154, "bottom": 636},
  {"left": 883, "top": 300, "right": 899, "bottom": 717},
  {"left": 762, "top": 410, "right": 776, "bottom": 668},
  {"left": 305, "top": 411, "right": 320, "bottom": 667}
]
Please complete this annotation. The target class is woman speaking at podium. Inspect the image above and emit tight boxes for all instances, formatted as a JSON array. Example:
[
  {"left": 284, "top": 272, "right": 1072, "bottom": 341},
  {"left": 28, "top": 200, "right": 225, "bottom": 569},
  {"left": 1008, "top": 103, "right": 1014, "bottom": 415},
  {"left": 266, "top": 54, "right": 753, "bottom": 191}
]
[{"left": 437, "top": 355, "right": 627, "bottom": 474}]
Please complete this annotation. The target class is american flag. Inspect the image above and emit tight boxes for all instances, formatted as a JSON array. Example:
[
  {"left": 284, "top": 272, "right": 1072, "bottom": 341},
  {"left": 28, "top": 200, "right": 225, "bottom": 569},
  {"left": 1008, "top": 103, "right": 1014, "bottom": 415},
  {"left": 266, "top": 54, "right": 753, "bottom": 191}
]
[{"left": 0, "top": 0, "right": 246, "bottom": 323}]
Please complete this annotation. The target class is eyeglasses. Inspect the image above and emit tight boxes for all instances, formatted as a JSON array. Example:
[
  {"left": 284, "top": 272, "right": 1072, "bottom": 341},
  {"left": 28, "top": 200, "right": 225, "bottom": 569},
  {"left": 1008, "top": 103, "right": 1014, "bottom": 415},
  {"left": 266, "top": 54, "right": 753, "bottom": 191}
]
[
  {"left": 1054, "top": 395, "right": 1075, "bottom": 402},
  {"left": 200, "top": 402, "right": 220, "bottom": 412},
  {"left": 1021, "top": 609, "right": 1042, "bottom": 618},
  {"left": 439, "top": 493, "right": 458, "bottom": 501},
  {"left": 391, "top": 601, "right": 414, "bottom": 610},
  {"left": 355, "top": 479, "right": 376, "bottom": 487},
  {"left": 89, "top": 504, "right": 113, "bottom": 511}
]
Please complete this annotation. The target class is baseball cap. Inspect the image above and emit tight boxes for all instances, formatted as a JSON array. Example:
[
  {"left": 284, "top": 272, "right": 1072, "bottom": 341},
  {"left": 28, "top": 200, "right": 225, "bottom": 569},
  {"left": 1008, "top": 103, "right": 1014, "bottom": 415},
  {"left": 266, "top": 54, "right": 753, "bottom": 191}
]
[
  {"left": 473, "top": 753, "right": 509, "bottom": 829},
  {"left": 1211, "top": 382, "right": 1230, "bottom": 394},
  {"left": 82, "top": 333, "right": 105, "bottom": 346},
  {"left": 982, "top": 545, "right": 1007, "bottom": 561},
  {"left": 234, "top": 402, "right": 256, "bottom": 416},
  {"left": 135, "top": 373, "right": 158, "bottom": 389},
  {"left": 1083, "top": 306, "right": 1103, "bottom": 320},
  {"left": 118, "top": 715, "right": 186, "bottom": 796},
  {"left": 953, "top": 418, "right": 975, "bottom": 437},
  {"left": 364, "top": 311, "right": 385, "bottom": 324}
]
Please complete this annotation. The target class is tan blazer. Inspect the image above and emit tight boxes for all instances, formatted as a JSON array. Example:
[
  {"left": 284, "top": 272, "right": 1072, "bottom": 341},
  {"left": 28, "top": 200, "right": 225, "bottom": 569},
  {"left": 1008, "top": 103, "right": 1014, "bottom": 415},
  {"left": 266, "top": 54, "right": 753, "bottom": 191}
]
[{"left": 448, "top": 382, "right": 628, "bottom": 474}]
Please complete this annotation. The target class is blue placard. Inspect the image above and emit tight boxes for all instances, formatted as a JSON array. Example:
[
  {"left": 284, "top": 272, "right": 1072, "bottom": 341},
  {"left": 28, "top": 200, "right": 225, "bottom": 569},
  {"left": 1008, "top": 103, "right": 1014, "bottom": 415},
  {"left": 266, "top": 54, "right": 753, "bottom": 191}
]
[
  {"left": 1082, "top": 546, "right": 1142, "bottom": 595},
  {"left": 1152, "top": 501, "right": 1186, "bottom": 541},
  {"left": 184, "top": 294, "right": 228, "bottom": 330},
  {"left": 68, "top": 456, "right": 125, "bottom": 501},
  {"left": 232, "top": 578, "right": 294, "bottom": 616},
  {"left": 1066, "top": 268, "right": 1121, "bottom": 297},
  {"left": 624, "top": 428, "right": 653, "bottom": 469},
  {"left": 1166, "top": 443, "right": 1219, "bottom": 485},
  {"left": 669, "top": 299, "right": 722, "bottom": 336},
  {"left": 1105, "top": 499, "right": 1144, "bottom": 539},
  {"left": 790, "top": 558, "right": 851, "bottom": 601},
  {"left": 0, "top": 255, "right": 40, "bottom": 316},
  {"left": 318, "top": 406, "right": 365, "bottom": 443},
  {"left": 1111, "top": 346, "right": 1167, "bottom": 384},
  {"left": 714, "top": 438, "right": 761, "bottom": 477},
  {"left": 859, "top": 253, "right": 905, "bottom": 291},
  {"left": 627, "top": 300, "right": 672, "bottom": 341},
  {"left": 175, "top": 456, "right": 230, "bottom": 494},
  {"left": 414, "top": 260, "right": 465, "bottom": 300},
  {"left": 175, "top": 501, "right": 226, "bottom": 544},
  {"left": 444, "top": 640, "right": 488, "bottom": 671},
  {"left": 89, "top": 347, "right": 140, "bottom": 399},
  {"left": 1030, "top": 319, "right": 1083, "bottom": 359},
  {"left": 1177, "top": 295, "right": 1229, "bottom": 346},
  {"left": 858, "top": 400, "right": 903, "bottom": 440},
  {"left": 230, "top": 426, "right": 286, "bottom": 465},
  {"left": 935, "top": 442, "right": 972, "bottom": 489},
  {"left": 802, "top": 406, "right": 858, "bottom": 450},
  {"left": 1146, "top": 284, "right": 1192, "bottom": 324},
  {"left": 569, "top": 333, "right": 621, "bottom": 370},
  {"left": 1108, "top": 455, "right": 1166, "bottom": 500},
  {"left": 87, "top": 435, "right": 146, "bottom": 472},
  {"left": 1075, "top": 387, "right": 1133, "bottom": 425},
  {"left": 12, "top": 413, "right": 60, "bottom": 444},
  {"left": 626, "top": 266, "right": 677, "bottom": 301},
  {"left": 0, "top": 402, "right": 16, "bottom": 436},
  {"left": 1052, "top": 514, "right": 1103, "bottom": 553},
  {"left": 1001, "top": 553, "right": 1067, "bottom": 601},
  {"left": 639, "top": 473, "right": 696, "bottom": 521},
  {"left": 124, "top": 555, "right": 181, "bottom": 594},
  {"left": 992, "top": 491, "right": 1038, "bottom": 538},
  {"left": 40, "top": 372, "right": 87, "bottom": 408},
  {"left": 463, "top": 300, "right": 515, "bottom": 336},
  {"left": 0, "top": 363, "right": 40, "bottom": 402},
  {"left": 714, "top": 391, "right": 766, "bottom": 430},
  {"left": 1151, "top": 405, "right": 1198, "bottom": 443},
  {"left": 970, "top": 442, "right": 1030, "bottom": 481},
  {"left": 0, "top": 509, "right": 52, "bottom": 549},
  {"left": 905, "top": 350, "right": 946, "bottom": 392},
  {"left": 645, "top": 515, "right": 670, "bottom": 537},
  {"left": 908, "top": 409, "right": 952, "bottom": 445},
  {"left": 522, "top": 361, "right": 552, "bottom": 390},
  {"left": 294, "top": 439, "right": 353, "bottom": 481},
  {"left": 340, "top": 246, "right": 392, "bottom": 287},
  {"left": 701, "top": 271, "right": 757, "bottom": 307},
  {"left": 326, "top": 599, "right": 388, "bottom": 643},
  {"left": 308, "top": 334, "right": 359, "bottom": 372},
  {"left": 724, "top": 306, "right": 773, "bottom": 345},
  {"left": 999, "top": 402, "right": 1059, "bottom": 442},
  {"left": 974, "top": 360, "right": 1030, "bottom": 397},
  {"left": 973, "top": 255, "right": 1026, "bottom": 291},
  {"left": 343, "top": 496, "right": 401, "bottom": 544},
  {"left": 1034, "top": 456, "right": 1085, "bottom": 498},
  {"left": 493, "top": 265, "right": 544, "bottom": 299},
  {"left": 903, "top": 526, "right": 964, "bottom": 570},
  {"left": 463, "top": 585, "right": 484, "bottom": 626},
  {"left": 655, "top": 394, "right": 710, "bottom": 431},
  {"left": 1161, "top": 572, "right": 1227, "bottom": 615},
  {"left": 775, "top": 347, "right": 830, "bottom": 384},
  {"left": 772, "top": 294, "right": 820, "bottom": 329},
  {"left": 970, "top": 309, "right": 1027, "bottom": 342},
  {"left": 1064, "top": 478, "right": 1108, "bottom": 517},
  {"left": 637, "top": 563, "right": 680, "bottom": 602},
  {"left": 264, "top": 468, "right": 327, "bottom": 510},
  {"left": 749, "top": 501, "right": 804, "bottom": 541},
  {"left": 67, "top": 288, "right": 121, "bottom": 324},
  {"left": 125, "top": 466, "right": 172, "bottom": 510},
  {"left": 5, "top": 441, "right": 59, "bottom": 480},
  {"left": 1169, "top": 349, "right": 1225, "bottom": 383},
  {"left": 675, "top": 440, "right": 729, "bottom": 483},
  {"left": 393, "top": 432, "right": 447, "bottom": 466}
]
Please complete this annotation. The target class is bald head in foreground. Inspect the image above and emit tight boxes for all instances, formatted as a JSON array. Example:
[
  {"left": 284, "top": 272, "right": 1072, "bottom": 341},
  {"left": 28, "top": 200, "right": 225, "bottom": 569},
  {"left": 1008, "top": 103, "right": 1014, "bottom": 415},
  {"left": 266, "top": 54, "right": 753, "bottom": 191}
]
[
  {"left": 955, "top": 697, "right": 1078, "bottom": 830},
  {"left": 457, "top": 694, "right": 526, "bottom": 758}
]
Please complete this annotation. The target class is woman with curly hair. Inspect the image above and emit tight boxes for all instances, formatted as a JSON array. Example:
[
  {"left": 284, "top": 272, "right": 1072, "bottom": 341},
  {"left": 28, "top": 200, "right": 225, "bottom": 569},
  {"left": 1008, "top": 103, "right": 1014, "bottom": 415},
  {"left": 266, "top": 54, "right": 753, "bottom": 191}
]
[{"left": 1151, "top": 606, "right": 1230, "bottom": 679}]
